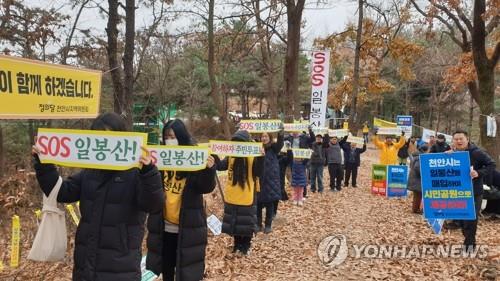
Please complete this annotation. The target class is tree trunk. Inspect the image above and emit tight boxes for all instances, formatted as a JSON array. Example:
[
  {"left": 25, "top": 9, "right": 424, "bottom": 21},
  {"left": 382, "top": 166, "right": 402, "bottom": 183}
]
[
  {"left": 283, "top": 0, "right": 305, "bottom": 121},
  {"left": 468, "top": 91, "right": 474, "bottom": 133},
  {"left": 254, "top": 0, "right": 277, "bottom": 118},
  {"left": 349, "top": 0, "right": 363, "bottom": 132},
  {"left": 122, "top": 0, "right": 136, "bottom": 129},
  {"left": 471, "top": 0, "right": 499, "bottom": 161},
  {"left": 208, "top": 0, "right": 231, "bottom": 138},
  {"left": 106, "top": 0, "right": 124, "bottom": 117}
]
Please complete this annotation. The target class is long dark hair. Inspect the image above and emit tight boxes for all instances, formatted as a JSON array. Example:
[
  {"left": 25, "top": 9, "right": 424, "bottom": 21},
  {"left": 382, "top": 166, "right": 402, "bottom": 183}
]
[
  {"left": 90, "top": 112, "right": 126, "bottom": 131},
  {"left": 232, "top": 157, "right": 248, "bottom": 188},
  {"left": 162, "top": 119, "right": 194, "bottom": 179},
  {"left": 162, "top": 119, "right": 195, "bottom": 145}
]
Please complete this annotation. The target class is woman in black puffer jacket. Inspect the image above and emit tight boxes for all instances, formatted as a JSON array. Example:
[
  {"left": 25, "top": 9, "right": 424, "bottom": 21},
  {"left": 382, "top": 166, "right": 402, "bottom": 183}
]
[
  {"left": 256, "top": 130, "right": 284, "bottom": 233},
  {"left": 146, "top": 119, "right": 216, "bottom": 281},
  {"left": 32, "top": 113, "right": 164, "bottom": 281}
]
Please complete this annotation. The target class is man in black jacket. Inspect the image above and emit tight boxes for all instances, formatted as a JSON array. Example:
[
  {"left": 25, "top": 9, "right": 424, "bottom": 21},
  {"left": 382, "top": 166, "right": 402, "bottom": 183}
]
[
  {"left": 451, "top": 130, "right": 495, "bottom": 250},
  {"left": 340, "top": 136, "right": 367, "bottom": 187},
  {"left": 430, "top": 134, "right": 451, "bottom": 153},
  {"left": 310, "top": 134, "right": 327, "bottom": 192}
]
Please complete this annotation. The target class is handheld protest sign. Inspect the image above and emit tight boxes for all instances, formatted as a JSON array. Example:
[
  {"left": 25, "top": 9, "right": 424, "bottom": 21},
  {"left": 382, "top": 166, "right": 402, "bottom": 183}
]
[
  {"left": 347, "top": 135, "right": 365, "bottom": 146},
  {"left": 420, "top": 152, "right": 476, "bottom": 220},
  {"left": 284, "top": 122, "right": 309, "bottom": 133},
  {"left": 238, "top": 119, "right": 282, "bottom": 133},
  {"left": 328, "top": 129, "right": 349, "bottom": 138},
  {"left": 371, "top": 164, "right": 387, "bottom": 196},
  {"left": 0, "top": 55, "right": 102, "bottom": 119},
  {"left": 377, "top": 127, "right": 402, "bottom": 135},
  {"left": 36, "top": 128, "right": 147, "bottom": 170},
  {"left": 292, "top": 148, "right": 312, "bottom": 159},
  {"left": 209, "top": 140, "right": 263, "bottom": 157},
  {"left": 396, "top": 115, "right": 413, "bottom": 136},
  {"left": 149, "top": 145, "right": 209, "bottom": 171},
  {"left": 313, "top": 127, "right": 329, "bottom": 135},
  {"left": 386, "top": 165, "right": 408, "bottom": 198}
]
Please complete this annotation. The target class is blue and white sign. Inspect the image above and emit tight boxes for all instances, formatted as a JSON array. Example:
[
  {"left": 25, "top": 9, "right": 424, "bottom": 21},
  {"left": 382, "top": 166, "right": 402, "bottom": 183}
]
[
  {"left": 396, "top": 115, "right": 413, "bottom": 136},
  {"left": 386, "top": 165, "right": 408, "bottom": 197},
  {"left": 420, "top": 152, "right": 475, "bottom": 220}
]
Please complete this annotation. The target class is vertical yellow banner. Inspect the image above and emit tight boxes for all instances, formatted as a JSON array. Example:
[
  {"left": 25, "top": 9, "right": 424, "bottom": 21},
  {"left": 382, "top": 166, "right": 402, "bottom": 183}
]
[
  {"left": 10, "top": 215, "right": 20, "bottom": 268},
  {"left": 66, "top": 204, "right": 80, "bottom": 226}
]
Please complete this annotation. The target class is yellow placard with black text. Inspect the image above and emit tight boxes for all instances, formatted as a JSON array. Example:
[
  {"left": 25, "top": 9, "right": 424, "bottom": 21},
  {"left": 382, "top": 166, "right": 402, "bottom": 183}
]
[{"left": 0, "top": 55, "right": 101, "bottom": 119}]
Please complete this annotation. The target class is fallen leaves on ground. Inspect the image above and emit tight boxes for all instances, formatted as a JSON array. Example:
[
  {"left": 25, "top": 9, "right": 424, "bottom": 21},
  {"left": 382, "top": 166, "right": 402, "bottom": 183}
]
[{"left": 0, "top": 145, "right": 498, "bottom": 280}]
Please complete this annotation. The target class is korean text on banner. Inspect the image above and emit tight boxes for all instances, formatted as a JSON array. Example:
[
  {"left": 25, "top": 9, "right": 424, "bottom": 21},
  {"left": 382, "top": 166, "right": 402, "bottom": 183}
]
[
  {"left": 292, "top": 148, "right": 312, "bottom": 159},
  {"left": 36, "top": 128, "right": 147, "bottom": 170},
  {"left": 238, "top": 119, "right": 282, "bottom": 133},
  {"left": 0, "top": 55, "right": 102, "bottom": 119},
  {"left": 396, "top": 115, "right": 413, "bottom": 136},
  {"left": 209, "top": 140, "right": 263, "bottom": 158},
  {"left": 371, "top": 165, "right": 387, "bottom": 196},
  {"left": 373, "top": 117, "right": 397, "bottom": 128},
  {"left": 377, "top": 127, "right": 402, "bottom": 135},
  {"left": 386, "top": 165, "right": 408, "bottom": 198},
  {"left": 347, "top": 135, "right": 365, "bottom": 145},
  {"left": 309, "top": 50, "right": 330, "bottom": 129},
  {"left": 284, "top": 122, "right": 309, "bottom": 133},
  {"left": 149, "top": 145, "right": 209, "bottom": 171},
  {"left": 420, "top": 152, "right": 476, "bottom": 220},
  {"left": 328, "top": 129, "right": 349, "bottom": 137}
]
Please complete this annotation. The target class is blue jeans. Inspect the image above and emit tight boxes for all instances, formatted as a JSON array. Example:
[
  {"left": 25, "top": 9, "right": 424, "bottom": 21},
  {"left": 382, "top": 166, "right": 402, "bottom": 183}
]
[{"left": 310, "top": 163, "right": 324, "bottom": 192}]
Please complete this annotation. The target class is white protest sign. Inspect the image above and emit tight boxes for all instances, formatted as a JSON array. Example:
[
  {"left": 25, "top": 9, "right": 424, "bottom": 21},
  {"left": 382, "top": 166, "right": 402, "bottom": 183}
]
[
  {"left": 347, "top": 135, "right": 365, "bottom": 146},
  {"left": 377, "top": 127, "right": 402, "bottom": 136},
  {"left": 209, "top": 140, "right": 263, "bottom": 157},
  {"left": 207, "top": 214, "right": 222, "bottom": 236},
  {"left": 292, "top": 148, "right": 312, "bottom": 159},
  {"left": 149, "top": 145, "right": 209, "bottom": 171},
  {"left": 284, "top": 122, "right": 309, "bottom": 133},
  {"left": 309, "top": 50, "right": 330, "bottom": 129},
  {"left": 328, "top": 129, "right": 349, "bottom": 137},
  {"left": 36, "top": 128, "right": 147, "bottom": 170},
  {"left": 238, "top": 119, "right": 282, "bottom": 133},
  {"left": 422, "top": 128, "right": 452, "bottom": 143},
  {"left": 312, "top": 127, "right": 329, "bottom": 135}
]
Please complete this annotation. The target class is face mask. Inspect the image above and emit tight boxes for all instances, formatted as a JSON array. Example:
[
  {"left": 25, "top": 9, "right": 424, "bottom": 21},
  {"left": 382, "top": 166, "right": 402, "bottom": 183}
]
[{"left": 164, "top": 139, "right": 178, "bottom": 145}]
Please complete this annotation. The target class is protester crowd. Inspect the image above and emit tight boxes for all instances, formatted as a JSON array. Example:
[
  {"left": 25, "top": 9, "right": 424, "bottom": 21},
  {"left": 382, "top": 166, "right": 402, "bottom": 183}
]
[{"left": 30, "top": 113, "right": 498, "bottom": 281}]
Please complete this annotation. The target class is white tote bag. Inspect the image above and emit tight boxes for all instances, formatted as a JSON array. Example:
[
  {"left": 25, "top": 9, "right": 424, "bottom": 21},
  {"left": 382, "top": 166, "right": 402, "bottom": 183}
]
[{"left": 28, "top": 176, "right": 68, "bottom": 261}]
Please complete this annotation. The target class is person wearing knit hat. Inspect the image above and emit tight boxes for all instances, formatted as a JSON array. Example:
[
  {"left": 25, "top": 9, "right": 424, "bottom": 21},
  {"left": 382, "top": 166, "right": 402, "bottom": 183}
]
[{"left": 215, "top": 130, "right": 264, "bottom": 256}]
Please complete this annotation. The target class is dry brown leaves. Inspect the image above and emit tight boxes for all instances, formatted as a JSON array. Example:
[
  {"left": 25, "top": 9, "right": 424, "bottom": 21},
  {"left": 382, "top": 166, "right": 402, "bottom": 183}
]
[{"left": 0, "top": 146, "right": 498, "bottom": 281}]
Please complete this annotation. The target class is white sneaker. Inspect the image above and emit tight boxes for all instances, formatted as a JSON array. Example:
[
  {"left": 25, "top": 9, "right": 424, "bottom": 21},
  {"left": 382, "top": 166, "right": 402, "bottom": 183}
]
[{"left": 298, "top": 200, "right": 304, "bottom": 206}]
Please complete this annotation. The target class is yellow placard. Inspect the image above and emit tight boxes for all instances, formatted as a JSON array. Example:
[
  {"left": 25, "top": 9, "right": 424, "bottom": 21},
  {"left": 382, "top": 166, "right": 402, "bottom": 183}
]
[
  {"left": 238, "top": 119, "right": 282, "bottom": 133},
  {"left": 148, "top": 145, "right": 209, "bottom": 171},
  {"left": 66, "top": 205, "right": 80, "bottom": 226},
  {"left": 10, "top": 215, "right": 20, "bottom": 268},
  {"left": 373, "top": 117, "right": 397, "bottom": 128},
  {"left": 0, "top": 55, "right": 102, "bottom": 119},
  {"left": 209, "top": 140, "right": 263, "bottom": 157},
  {"left": 36, "top": 128, "right": 147, "bottom": 170}
]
